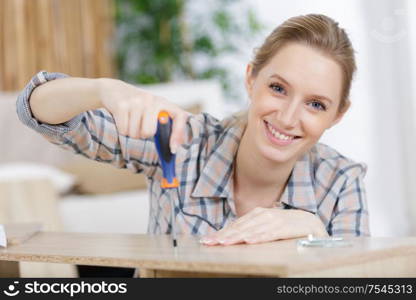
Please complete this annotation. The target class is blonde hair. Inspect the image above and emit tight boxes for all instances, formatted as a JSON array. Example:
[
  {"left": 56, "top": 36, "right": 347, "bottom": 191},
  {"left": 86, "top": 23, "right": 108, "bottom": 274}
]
[{"left": 250, "top": 14, "right": 356, "bottom": 113}]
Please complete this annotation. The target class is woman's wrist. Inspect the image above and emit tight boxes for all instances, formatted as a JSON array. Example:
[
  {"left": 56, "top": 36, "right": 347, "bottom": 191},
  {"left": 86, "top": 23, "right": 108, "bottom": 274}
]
[
  {"left": 63, "top": 77, "right": 103, "bottom": 116},
  {"left": 95, "top": 77, "right": 136, "bottom": 110},
  {"left": 94, "top": 77, "right": 116, "bottom": 109}
]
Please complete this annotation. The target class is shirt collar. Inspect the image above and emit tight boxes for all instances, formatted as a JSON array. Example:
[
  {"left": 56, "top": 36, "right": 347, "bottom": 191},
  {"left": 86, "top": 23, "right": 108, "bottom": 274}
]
[
  {"left": 190, "top": 118, "right": 318, "bottom": 214},
  {"left": 190, "top": 118, "right": 243, "bottom": 199},
  {"left": 279, "top": 152, "right": 318, "bottom": 213}
]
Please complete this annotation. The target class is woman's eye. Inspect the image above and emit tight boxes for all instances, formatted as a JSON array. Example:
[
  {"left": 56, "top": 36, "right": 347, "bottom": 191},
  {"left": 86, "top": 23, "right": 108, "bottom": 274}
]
[
  {"left": 269, "top": 83, "right": 286, "bottom": 95},
  {"left": 308, "top": 101, "right": 326, "bottom": 111}
]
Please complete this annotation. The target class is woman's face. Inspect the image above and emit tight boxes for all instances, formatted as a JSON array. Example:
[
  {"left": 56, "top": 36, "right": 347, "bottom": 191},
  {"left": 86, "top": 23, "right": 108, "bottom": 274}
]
[{"left": 245, "top": 42, "right": 347, "bottom": 165}]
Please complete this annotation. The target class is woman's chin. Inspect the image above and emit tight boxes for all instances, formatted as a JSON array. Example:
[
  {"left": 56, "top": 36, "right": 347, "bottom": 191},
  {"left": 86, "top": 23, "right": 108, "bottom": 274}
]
[{"left": 259, "top": 146, "right": 294, "bottom": 164}]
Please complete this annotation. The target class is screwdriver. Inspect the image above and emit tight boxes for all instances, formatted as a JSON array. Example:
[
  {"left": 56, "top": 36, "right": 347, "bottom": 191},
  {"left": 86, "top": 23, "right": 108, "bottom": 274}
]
[{"left": 154, "top": 111, "right": 180, "bottom": 247}]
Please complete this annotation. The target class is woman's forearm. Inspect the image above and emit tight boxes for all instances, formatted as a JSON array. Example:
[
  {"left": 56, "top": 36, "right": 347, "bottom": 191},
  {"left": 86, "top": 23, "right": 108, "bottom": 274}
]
[
  {"left": 27, "top": 74, "right": 190, "bottom": 150},
  {"left": 29, "top": 77, "right": 102, "bottom": 124}
]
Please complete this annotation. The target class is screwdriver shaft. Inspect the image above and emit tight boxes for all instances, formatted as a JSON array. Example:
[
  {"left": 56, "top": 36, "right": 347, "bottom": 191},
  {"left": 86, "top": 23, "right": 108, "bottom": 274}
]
[{"left": 170, "top": 188, "right": 179, "bottom": 247}]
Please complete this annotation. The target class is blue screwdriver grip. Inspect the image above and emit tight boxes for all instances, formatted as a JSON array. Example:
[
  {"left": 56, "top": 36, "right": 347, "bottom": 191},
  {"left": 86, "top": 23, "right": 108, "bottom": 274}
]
[{"left": 154, "top": 111, "right": 179, "bottom": 189}]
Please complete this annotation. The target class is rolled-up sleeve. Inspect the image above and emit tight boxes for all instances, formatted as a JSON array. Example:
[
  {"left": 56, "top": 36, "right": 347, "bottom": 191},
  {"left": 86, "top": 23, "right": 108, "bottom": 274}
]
[
  {"left": 16, "top": 70, "right": 83, "bottom": 138},
  {"left": 16, "top": 71, "right": 159, "bottom": 177},
  {"left": 328, "top": 165, "right": 370, "bottom": 237}
]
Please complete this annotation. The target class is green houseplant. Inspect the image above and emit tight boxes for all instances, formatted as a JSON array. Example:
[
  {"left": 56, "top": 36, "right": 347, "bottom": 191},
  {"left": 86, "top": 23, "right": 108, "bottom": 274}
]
[{"left": 115, "top": 0, "right": 263, "bottom": 98}]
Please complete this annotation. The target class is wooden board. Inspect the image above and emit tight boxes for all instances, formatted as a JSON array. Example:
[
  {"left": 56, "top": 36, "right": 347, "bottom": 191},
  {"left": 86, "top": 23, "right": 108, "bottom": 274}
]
[
  {"left": 1, "top": 230, "right": 416, "bottom": 277},
  {"left": 4, "top": 223, "right": 42, "bottom": 246}
]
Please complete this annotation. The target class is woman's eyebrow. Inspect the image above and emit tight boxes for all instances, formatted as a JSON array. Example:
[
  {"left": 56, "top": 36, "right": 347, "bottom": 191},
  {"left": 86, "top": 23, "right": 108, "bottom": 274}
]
[
  {"left": 270, "top": 73, "right": 334, "bottom": 104},
  {"left": 270, "top": 74, "right": 291, "bottom": 87},
  {"left": 310, "top": 94, "right": 334, "bottom": 104}
]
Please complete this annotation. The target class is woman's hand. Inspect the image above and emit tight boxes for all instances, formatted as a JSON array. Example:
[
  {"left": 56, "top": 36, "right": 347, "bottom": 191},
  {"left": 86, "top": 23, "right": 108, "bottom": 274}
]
[
  {"left": 97, "top": 78, "right": 191, "bottom": 153},
  {"left": 200, "top": 207, "right": 328, "bottom": 246}
]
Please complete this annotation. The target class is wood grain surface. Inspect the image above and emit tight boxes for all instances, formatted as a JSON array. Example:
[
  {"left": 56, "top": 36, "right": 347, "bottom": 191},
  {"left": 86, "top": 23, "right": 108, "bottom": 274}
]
[
  {"left": 1, "top": 228, "right": 416, "bottom": 277},
  {"left": 4, "top": 222, "right": 42, "bottom": 246}
]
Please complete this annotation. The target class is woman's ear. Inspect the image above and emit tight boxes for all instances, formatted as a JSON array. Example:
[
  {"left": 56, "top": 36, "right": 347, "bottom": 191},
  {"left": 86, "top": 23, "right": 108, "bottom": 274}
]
[
  {"left": 330, "top": 99, "right": 351, "bottom": 127},
  {"left": 245, "top": 63, "right": 255, "bottom": 98}
]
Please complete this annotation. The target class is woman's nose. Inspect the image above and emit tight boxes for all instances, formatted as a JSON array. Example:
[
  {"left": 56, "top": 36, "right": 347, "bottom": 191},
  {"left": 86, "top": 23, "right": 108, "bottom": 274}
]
[{"left": 277, "top": 100, "right": 301, "bottom": 128}]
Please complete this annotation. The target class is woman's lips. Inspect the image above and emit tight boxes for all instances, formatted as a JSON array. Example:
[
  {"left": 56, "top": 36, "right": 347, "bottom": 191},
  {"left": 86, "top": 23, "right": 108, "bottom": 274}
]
[{"left": 263, "top": 120, "right": 299, "bottom": 146}]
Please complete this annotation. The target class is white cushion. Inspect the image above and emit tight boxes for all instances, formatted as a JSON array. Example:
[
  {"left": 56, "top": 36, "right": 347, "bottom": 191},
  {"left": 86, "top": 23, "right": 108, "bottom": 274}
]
[{"left": 0, "top": 162, "right": 76, "bottom": 194}]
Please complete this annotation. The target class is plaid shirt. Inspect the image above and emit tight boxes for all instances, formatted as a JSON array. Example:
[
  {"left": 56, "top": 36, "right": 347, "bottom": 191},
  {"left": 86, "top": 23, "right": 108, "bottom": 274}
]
[{"left": 17, "top": 71, "right": 370, "bottom": 237}]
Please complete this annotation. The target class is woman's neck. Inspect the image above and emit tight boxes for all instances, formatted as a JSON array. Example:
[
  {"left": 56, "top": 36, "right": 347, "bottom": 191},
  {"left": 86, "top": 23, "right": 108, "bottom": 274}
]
[{"left": 233, "top": 126, "right": 296, "bottom": 211}]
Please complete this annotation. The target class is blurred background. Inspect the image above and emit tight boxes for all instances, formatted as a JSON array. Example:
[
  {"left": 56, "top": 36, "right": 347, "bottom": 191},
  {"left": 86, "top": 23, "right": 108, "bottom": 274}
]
[{"left": 0, "top": 0, "right": 415, "bottom": 276}]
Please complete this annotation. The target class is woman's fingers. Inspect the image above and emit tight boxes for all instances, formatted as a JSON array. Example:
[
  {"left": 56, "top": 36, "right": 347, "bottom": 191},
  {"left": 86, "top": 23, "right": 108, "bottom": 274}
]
[
  {"left": 128, "top": 109, "right": 142, "bottom": 139},
  {"left": 112, "top": 104, "right": 129, "bottom": 136},
  {"left": 201, "top": 224, "right": 265, "bottom": 246},
  {"left": 204, "top": 220, "right": 275, "bottom": 246},
  {"left": 203, "top": 235, "right": 247, "bottom": 246},
  {"left": 224, "top": 226, "right": 268, "bottom": 245},
  {"left": 201, "top": 207, "right": 271, "bottom": 246},
  {"left": 139, "top": 105, "right": 159, "bottom": 139},
  {"left": 202, "top": 222, "right": 285, "bottom": 246},
  {"left": 207, "top": 207, "right": 267, "bottom": 238},
  {"left": 101, "top": 81, "right": 191, "bottom": 145},
  {"left": 232, "top": 222, "right": 286, "bottom": 244},
  {"left": 242, "top": 231, "right": 279, "bottom": 244},
  {"left": 169, "top": 110, "right": 191, "bottom": 153},
  {"left": 117, "top": 101, "right": 189, "bottom": 148}
]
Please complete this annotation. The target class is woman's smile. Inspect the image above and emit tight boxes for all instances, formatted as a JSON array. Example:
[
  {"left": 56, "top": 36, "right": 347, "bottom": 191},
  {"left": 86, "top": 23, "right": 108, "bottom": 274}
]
[{"left": 263, "top": 120, "right": 301, "bottom": 147}]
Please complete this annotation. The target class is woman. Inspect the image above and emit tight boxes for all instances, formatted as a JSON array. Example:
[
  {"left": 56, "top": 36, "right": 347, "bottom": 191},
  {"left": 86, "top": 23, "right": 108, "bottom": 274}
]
[{"left": 17, "top": 14, "right": 369, "bottom": 247}]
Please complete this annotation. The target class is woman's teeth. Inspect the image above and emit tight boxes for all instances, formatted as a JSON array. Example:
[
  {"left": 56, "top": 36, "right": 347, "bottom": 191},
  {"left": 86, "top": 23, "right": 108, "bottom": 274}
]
[{"left": 267, "top": 122, "right": 294, "bottom": 140}]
